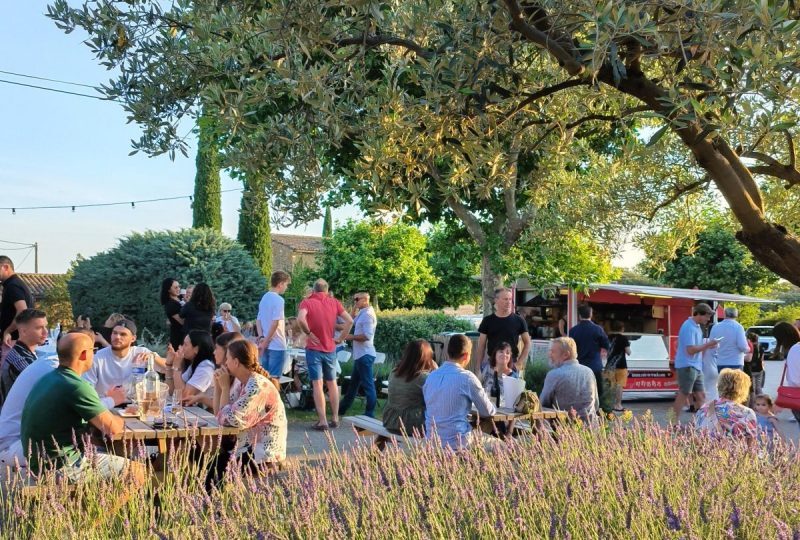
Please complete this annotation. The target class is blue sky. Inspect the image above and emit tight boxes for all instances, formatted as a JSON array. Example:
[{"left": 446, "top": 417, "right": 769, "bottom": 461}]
[
  {"left": 0, "top": 2, "right": 345, "bottom": 273},
  {"left": 0, "top": 2, "right": 640, "bottom": 274}
]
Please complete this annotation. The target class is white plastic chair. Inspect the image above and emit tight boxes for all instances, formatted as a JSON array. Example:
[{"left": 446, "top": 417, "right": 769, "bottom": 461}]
[{"left": 374, "top": 352, "right": 386, "bottom": 364}]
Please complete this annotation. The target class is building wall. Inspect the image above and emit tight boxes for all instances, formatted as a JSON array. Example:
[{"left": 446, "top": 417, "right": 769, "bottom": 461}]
[{"left": 270, "top": 243, "right": 320, "bottom": 272}]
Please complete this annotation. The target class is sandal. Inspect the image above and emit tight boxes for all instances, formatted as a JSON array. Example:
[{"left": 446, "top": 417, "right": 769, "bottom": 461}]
[
  {"left": 329, "top": 420, "right": 339, "bottom": 429},
  {"left": 311, "top": 423, "right": 329, "bottom": 431}
]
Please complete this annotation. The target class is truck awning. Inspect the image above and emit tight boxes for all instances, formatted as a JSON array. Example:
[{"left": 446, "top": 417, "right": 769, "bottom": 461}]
[{"left": 586, "top": 283, "right": 781, "bottom": 304}]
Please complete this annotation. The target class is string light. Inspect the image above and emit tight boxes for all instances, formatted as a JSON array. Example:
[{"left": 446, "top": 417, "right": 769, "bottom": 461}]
[{"left": 2, "top": 188, "right": 241, "bottom": 214}]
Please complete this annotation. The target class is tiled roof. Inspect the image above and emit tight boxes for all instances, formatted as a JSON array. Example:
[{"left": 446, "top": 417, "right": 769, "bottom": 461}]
[
  {"left": 18, "top": 273, "right": 65, "bottom": 298},
  {"left": 271, "top": 234, "right": 323, "bottom": 253}
]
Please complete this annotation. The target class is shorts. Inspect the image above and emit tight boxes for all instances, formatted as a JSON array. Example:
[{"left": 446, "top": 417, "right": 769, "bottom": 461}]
[
  {"left": 605, "top": 368, "right": 628, "bottom": 388},
  {"left": 59, "top": 452, "right": 132, "bottom": 483},
  {"left": 261, "top": 349, "right": 287, "bottom": 378},
  {"left": 305, "top": 349, "right": 336, "bottom": 382},
  {"left": 676, "top": 367, "right": 704, "bottom": 394}
]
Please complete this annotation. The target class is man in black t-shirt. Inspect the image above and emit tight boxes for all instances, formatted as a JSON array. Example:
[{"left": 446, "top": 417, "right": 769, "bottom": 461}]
[
  {"left": 0, "top": 256, "right": 34, "bottom": 359},
  {"left": 476, "top": 288, "right": 531, "bottom": 372}
]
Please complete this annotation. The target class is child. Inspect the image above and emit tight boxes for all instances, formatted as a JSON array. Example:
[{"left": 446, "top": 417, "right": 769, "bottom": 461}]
[{"left": 753, "top": 394, "right": 782, "bottom": 442}]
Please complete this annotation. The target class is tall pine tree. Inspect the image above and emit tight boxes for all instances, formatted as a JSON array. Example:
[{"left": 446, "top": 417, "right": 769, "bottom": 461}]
[
  {"left": 238, "top": 173, "right": 272, "bottom": 277},
  {"left": 322, "top": 206, "right": 333, "bottom": 237},
  {"left": 192, "top": 114, "right": 222, "bottom": 230}
]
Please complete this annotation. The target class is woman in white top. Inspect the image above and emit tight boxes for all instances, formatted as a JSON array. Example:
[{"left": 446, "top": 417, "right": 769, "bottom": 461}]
[{"left": 166, "top": 330, "right": 216, "bottom": 406}]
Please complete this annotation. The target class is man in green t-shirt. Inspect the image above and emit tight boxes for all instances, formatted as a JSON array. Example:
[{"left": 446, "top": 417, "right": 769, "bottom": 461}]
[{"left": 21, "top": 332, "right": 144, "bottom": 485}]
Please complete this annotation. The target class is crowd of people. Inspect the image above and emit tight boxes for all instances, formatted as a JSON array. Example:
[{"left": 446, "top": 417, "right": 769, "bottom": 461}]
[{"left": 0, "top": 253, "right": 797, "bottom": 488}]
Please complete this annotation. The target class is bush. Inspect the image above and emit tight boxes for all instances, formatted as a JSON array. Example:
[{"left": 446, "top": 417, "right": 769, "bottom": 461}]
[
  {"left": 373, "top": 309, "right": 473, "bottom": 362},
  {"left": 68, "top": 229, "right": 266, "bottom": 336},
  {"left": 524, "top": 359, "right": 550, "bottom": 394}
]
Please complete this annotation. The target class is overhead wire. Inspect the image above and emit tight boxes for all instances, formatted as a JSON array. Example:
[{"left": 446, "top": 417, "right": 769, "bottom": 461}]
[
  {"left": 1, "top": 188, "right": 243, "bottom": 213},
  {"left": 0, "top": 78, "right": 114, "bottom": 101},
  {"left": 0, "top": 69, "right": 97, "bottom": 89}
]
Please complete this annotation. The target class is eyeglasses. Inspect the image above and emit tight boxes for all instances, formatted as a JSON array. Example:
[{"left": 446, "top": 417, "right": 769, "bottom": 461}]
[
  {"left": 222, "top": 309, "right": 231, "bottom": 313},
  {"left": 353, "top": 297, "right": 362, "bottom": 301}
]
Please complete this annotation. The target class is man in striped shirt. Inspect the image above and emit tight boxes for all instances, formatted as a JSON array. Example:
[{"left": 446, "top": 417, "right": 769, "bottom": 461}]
[
  {"left": 424, "top": 334, "right": 496, "bottom": 449},
  {"left": 0, "top": 309, "right": 48, "bottom": 410}
]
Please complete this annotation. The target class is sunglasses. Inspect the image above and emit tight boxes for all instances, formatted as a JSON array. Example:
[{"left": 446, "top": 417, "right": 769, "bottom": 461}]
[{"left": 222, "top": 309, "right": 231, "bottom": 313}]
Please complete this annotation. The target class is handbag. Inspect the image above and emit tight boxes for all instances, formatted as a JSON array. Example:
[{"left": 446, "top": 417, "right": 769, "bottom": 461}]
[
  {"left": 775, "top": 363, "right": 800, "bottom": 410},
  {"left": 513, "top": 390, "right": 541, "bottom": 414}
]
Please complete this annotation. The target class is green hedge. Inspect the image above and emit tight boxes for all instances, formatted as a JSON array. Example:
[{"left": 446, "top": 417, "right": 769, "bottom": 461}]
[{"left": 373, "top": 309, "right": 474, "bottom": 362}]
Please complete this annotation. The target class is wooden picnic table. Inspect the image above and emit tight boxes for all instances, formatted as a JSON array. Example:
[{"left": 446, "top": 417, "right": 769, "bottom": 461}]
[
  {"left": 470, "top": 406, "right": 568, "bottom": 422},
  {"left": 109, "top": 406, "right": 240, "bottom": 453}
]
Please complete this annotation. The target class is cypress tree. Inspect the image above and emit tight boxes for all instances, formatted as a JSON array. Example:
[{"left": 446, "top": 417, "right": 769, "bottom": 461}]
[
  {"left": 322, "top": 206, "right": 333, "bottom": 237},
  {"left": 238, "top": 173, "right": 272, "bottom": 277},
  {"left": 192, "top": 114, "right": 222, "bottom": 230}
]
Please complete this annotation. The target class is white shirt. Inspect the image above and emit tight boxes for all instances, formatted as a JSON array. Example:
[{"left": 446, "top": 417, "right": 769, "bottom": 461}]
[
  {"left": 257, "top": 291, "right": 286, "bottom": 350},
  {"left": 352, "top": 307, "right": 377, "bottom": 359},
  {"left": 215, "top": 315, "right": 241, "bottom": 333},
  {"left": 83, "top": 345, "right": 151, "bottom": 409},
  {"left": 786, "top": 343, "right": 800, "bottom": 387},
  {"left": 182, "top": 359, "right": 215, "bottom": 394},
  {"left": 0, "top": 357, "right": 58, "bottom": 451}
]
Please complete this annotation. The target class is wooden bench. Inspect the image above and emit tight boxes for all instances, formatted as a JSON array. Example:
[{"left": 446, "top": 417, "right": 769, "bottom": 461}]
[{"left": 343, "top": 415, "right": 423, "bottom": 450}]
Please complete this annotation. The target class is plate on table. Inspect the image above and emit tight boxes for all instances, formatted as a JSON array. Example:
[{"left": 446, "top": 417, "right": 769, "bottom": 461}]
[{"left": 116, "top": 405, "right": 141, "bottom": 418}]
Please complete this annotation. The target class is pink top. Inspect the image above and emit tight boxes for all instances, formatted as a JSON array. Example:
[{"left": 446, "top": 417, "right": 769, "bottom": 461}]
[
  {"left": 695, "top": 398, "right": 757, "bottom": 440},
  {"left": 298, "top": 292, "right": 345, "bottom": 353}
]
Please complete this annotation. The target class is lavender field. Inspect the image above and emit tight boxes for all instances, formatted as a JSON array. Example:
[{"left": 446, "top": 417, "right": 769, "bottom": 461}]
[{"left": 3, "top": 418, "right": 799, "bottom": 539}]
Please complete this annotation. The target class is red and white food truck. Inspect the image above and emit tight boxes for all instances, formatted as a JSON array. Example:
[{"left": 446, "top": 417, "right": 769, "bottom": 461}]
[{"left": 513, "top": 281, "right": 779, "bottom": 393}]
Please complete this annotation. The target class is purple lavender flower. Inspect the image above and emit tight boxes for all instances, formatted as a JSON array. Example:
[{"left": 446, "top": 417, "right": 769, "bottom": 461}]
[
  {"left": 663, "top": 499, "right": 680, "bottom": 531},
  {"left": 700, "top": 496, "right": 708, "bottom": 523},
  {"left": 548, "top": 509, "right": 558, "bottom": 539},
  {"left": 730, "top": 502, "right": 741, "bottom": 530}
]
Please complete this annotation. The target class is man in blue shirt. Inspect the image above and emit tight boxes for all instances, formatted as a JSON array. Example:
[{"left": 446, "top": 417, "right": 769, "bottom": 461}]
[
  {"left": 672, "top": 303, "right": 719, "bottom": 421},
  {"left": 424, "top": 334, "right": 496, "bottom": 449},
  {"left": 569, "top": 304, "right": 611, "bottom": 406},
  {"left": 709, "top": 307, "right": 749, "bottom": 371}
]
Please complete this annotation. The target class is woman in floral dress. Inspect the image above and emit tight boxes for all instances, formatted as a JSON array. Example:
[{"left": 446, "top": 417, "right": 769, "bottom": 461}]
[
  {"left": 695, "top": 368, "right": 757, "bottom": 441},
  {"left": 207, "top": 339, "right": 287, "bottom": 491}
]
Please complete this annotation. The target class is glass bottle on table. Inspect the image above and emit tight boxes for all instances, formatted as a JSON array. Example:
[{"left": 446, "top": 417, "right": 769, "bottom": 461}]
[{"left": 143, "top": 353, "right": 160, "bottom": 416}]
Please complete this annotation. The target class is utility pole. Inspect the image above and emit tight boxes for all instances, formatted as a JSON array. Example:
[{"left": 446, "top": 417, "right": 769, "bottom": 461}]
[{"left": 34, "top": 242, "right": 38, "bottom": 273}]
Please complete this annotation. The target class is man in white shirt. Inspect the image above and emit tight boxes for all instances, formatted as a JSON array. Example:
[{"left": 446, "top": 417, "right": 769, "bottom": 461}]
[
  {"left": 709, "top": 307, "right": 749, "bottom": 371},
  {"left": 257, "top": 270, "right": 291, "bottom": 377},
  {"left": 83, "top": 319, "right": 163, "bottom": 409},
  {"left": 339, "top": 292, "right": 378, "bottom": 417}
]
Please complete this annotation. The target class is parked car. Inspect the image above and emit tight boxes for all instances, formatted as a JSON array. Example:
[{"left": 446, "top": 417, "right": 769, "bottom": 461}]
[
  {"left": 746, "top": 325, "right": 777, "bottom": 355},
  {"left": 455, "top": 314, "right": 483, "bottom": 330}
]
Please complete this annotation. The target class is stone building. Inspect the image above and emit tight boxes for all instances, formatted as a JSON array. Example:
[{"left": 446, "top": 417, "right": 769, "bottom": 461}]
[{"left": 271, "top": 234, "right": 323, "bottom": 272}]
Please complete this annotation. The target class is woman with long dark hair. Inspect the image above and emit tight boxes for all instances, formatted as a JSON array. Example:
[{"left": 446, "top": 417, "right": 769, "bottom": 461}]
[
  {"left": 160, "top": 277, "right": 185, "bottom": 350},
  {"left": 166, "top": 329, "right": 216, "bottom": 405},
  {"left": 382, "top": 339, "right": 437, "bottom": 435},
  {"left": 180, "top": 282, "right": 216, "bottom": 334},
  {"left": 207, "top": 339, "right": 287, "bottom": 491}
]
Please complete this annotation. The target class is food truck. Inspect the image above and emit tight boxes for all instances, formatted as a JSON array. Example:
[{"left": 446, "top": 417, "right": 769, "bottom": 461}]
[{"left": 513, "top": 280, "right": 780, "bottom": 393}]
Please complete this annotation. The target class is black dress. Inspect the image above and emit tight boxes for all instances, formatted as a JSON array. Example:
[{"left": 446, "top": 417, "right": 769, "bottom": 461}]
[
  {"left": 181, "top": 301, "right": 213, "bottom": 334},
  {"left": 165, "top": 299, "right": 185, "bottom": 350}
]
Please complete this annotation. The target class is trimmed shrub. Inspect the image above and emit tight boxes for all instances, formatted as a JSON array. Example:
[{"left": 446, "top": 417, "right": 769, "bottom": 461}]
[
  {"left": 373, "top": 309, "right": 473, "bottom": 362},
  {"left": 756, "top": 303, "right": 800, "bottom": 327},
  {"left": 68, "top": 229, "right": 266, "bottom": 337}
]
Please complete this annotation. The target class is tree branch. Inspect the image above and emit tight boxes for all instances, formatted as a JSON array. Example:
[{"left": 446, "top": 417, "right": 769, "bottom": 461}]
[
  {"left": 427, "top": 160, "right": 487, "bottom": 246},
  {"left": 646, "top": 178, "right": 711, "bottom": 220},
  {"left": 335, "top": 35, "right": 434, "bottom": 59},
  {"left": 496, "top": 79, "right": 587, "bottom": 130},
  {"left": 564, "top": 106, "right": 650, "bottom": 130},
  {"left": 741, "top": 131, "right": 800, "bottom": 188},
  {"left": 501, "top": 0, "right": 584, "bottom": 76}
]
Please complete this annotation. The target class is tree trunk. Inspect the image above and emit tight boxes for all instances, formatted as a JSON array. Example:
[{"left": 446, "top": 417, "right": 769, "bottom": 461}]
[
  {"left": 192, "top": 114, "right": 222, "bottom": 230},
  {"left": 480, "top": 252, "right": 501, "bottom": 316},
  {"left": 237, "top": 173, "right": 272, "bottom": 277}
]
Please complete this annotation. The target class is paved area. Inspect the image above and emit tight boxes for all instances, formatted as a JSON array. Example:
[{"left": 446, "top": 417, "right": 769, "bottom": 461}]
[{"left": 284, "top": 360, "right": 799, "bottom": 461}]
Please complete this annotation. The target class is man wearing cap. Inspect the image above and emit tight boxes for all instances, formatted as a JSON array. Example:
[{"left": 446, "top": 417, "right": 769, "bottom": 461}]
[
  {"left": 709, "top": 307, "right": 749, "bottom": 372},
  {"left": 83, "top": 319, "right": 165, "bottom": 409},
  {"left": 672, "top": 303, "right": 719, "bottom": 421},
  {"left": 216, "top": 303, "right": 241, "bottom": 333}
]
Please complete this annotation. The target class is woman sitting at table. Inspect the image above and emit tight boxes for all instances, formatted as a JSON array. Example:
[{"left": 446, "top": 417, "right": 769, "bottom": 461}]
[
  {"left": 186, "top": 331, "right": 245, "bottom": 408},
  {"left": 480, "top": 342, "right": 516, "bottom": 407},
  {"left": 207, "top": 339, "right": 287, "bottom": 491},
  {"left": 382, "top": 339, "right": 437, "bottom": 435},
  {"left": 167, "top": 330, "right": 216, "bottom": 407}
]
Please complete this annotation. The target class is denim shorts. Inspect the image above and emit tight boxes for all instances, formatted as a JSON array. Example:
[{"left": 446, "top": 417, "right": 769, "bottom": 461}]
[
  {"left": 306, "top": 349, "right": 336, "bottom": 381},
  {"left": 261, "top": 349, "right": 287, "bottom": 378}
]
